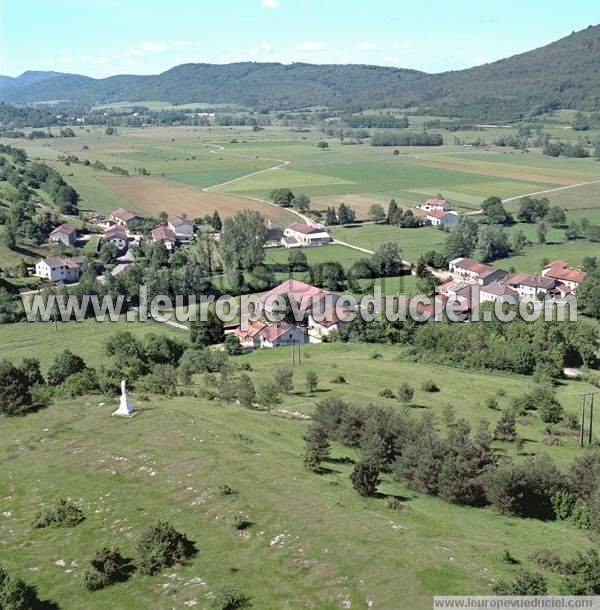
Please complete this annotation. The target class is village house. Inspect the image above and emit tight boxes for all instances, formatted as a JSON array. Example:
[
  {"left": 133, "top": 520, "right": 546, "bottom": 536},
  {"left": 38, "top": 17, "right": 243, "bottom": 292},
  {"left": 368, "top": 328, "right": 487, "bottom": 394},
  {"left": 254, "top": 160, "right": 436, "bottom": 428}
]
[
  {"left": 168, "top": 215, "right": 194, "bottom": 240},
  {"left": 258, "top": 322, "right": 309, "bottom": 348},
  {"left": 308, "top": 307, "right": 352, "bottom": 339},
  {"left": 34, "top": 256, "right": 84, "bottom": 283},
  {"left": 48, "top": 223, "right": 77, "bottom": 247},
  {"left": 281, "top": 222, "right": 331, "bottom": 248},
  {"left": 151, "top": 226, "right": 177, "bottom": 251},
  {"left": 505, "top": 273, "right": 557, "bottom": 299},
  {"left": 479, "top": 281, "right": 519, "bottom": 303},
  {"left": 422, "top": 198, "right": 451, "bottom": 212},
  {"left": 425, "top": 210, "right": 459, "bottom": 228},
  {"left": 108, "top": 208, "right": 144, "bottom": 228},
  {"left": 260, "top": 279, "right": 330, "bottom": 316},
  {"left": 541, "top": 260, "right": 587, "bottom": 294},
  {"left": 232, "top": 319, "right": 268, "bottom": 349},
  {"left": 448, "top": 257, "right": 507, "bottom": 286},
  {"left": 103, "top": 226, "right": 129, "bottom": 251}
]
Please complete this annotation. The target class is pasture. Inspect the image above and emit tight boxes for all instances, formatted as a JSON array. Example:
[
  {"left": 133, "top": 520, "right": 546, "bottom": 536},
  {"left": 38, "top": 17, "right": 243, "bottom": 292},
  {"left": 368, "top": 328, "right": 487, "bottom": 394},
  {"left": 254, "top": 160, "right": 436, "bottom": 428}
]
[{"left": 0, "top": 342, "right": 598, "bottom": 608}]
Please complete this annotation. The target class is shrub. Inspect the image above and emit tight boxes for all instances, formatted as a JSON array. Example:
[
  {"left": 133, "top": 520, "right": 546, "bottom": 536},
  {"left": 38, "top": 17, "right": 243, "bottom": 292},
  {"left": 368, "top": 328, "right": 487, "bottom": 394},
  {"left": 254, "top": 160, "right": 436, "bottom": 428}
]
[
  {"left": 0, "top": 359, "right": 31, "bottom": 416},
  {"left": 136, "top": 364, "right": 178, "bottom": 396},
  {"left": 47, "top": 349, "right": 86, "bottom": 386},
  {"left": 570, "top": 498, "right": 591, "bottom": 529},
  {"left": 494, "top": 408, "right": 516, "bottom": 441},
  {"left": 211, "top": 585, "right": 249, "bottom": 609},
  {"left": 397, "top": 382, "right": 414, "bottom": 405},
  {"left": 33, "top": 498, "right": 84, "bottom": 528},
  {"left": 551, "top": 490, "right": 578, "bottom": 521},
  {"left": 350, "top": 461, "right": 380, "bottom": 497},
  {"left": 484, "top": 396, "right": 499, "bottom": 410},
  {"left": 224, "top": 334, "right": 242, "bottom": 355},
  {"left": 498, "top": 549, "right": 518, "bottom": 564},
  {"left": 528, "top": 549, "right": 564, "bottom": 573},
  {"left": 87, "top": 546, "right": 129, "bottom": 587},
  {"left": 305, "top": 370, "right": 318, "bottom": 393},
  {"left": 232, "top": 514, "right": 250, "bottom": 531},
  {"left": 81, "top": 568, "right": 110, "bottom": 592},
  {"left": 135, "top": 520, "right": 195, "bottom": 575},
  {"left": 57, "top": 369, "right": 100, "bottom": 398},
  {"left": 421, "top": 380, "right": 439, "bottom": 392},
  {"left": 219, "top": 484, "right": 238, "bottom": 497},
  {"left": 493, "top": 571, "right": 547, "bottom": 595},
  {"left": 0, "top": 565, "right": 41, "bottom": 609},
  {"left": 568, "top": 448, "right": 600, "bottom": 499},
  {"left": 330, "top": 375, "right": 346, "bottom": 384},
  {"left": 273, "top": 367, "right": 294, "bottom": 394},
  {"left": 561, "top": 549, "right": 600, "bottom": 594},
  {"left": 378, "top": 388, "right": 395, "bottom": 399},
  {"left": 484, "top": 456, "right": 563, "bottom": 519},
  {"left": 387, "top": 498, "right": 407, "bottom": 512}
]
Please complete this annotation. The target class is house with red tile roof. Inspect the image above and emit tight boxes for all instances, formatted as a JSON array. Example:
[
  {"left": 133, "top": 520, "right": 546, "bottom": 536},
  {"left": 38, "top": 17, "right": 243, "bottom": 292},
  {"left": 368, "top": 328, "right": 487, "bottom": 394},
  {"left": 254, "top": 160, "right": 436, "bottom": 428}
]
[
  {"left": 480, "top": 281, "right": 519, "bottom": 303},
  {"left": 541, "top": 260, "right": 587, "bottom": 293},
  {"left": 49, "top": 223, "right": 77, "bottom": 246},
  {"left": 103, "top": 226, "right": 129, "bottom": 251},
  {"left": 151, "top": 226, "right": 177, "bottom": 251},
  {"left": 34, "top": 256, "right": 83, "bottom": 282},
  {"left": 168, "top": 215, "right": 194, "bottom": 240},
  {"left": 308, "top": 306, "right": 354, "bottom": 338},
  {"left": 423, "top": 198, "right": 451, "bottom": 212},
  {"left": 425, "top": 210, "right": 459, "bottom": 227},
  {"left": 260, "top": 279, "right": 330, "bottom": 315},
  {"left": 232, "top": 320, "right": 268, "bottom": 349},
  {"left": 448, "top": 257, "right": 507, "bottom": 285},
  {"left": 281, "top": 222, "right": 331, "bottom": 248},
  {"left": 108, "top": 208, "right": 144, "bottom": 228},
  {"left": 257, "top": 322, "right": 308, "bottom": 348}
]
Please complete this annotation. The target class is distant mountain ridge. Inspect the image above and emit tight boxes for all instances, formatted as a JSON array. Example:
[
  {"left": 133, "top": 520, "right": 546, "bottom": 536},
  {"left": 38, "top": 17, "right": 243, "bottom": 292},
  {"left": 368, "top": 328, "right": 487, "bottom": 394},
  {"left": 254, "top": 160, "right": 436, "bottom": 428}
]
[{"left": 2, "top": 24, "right": 600, "bottom": 120}]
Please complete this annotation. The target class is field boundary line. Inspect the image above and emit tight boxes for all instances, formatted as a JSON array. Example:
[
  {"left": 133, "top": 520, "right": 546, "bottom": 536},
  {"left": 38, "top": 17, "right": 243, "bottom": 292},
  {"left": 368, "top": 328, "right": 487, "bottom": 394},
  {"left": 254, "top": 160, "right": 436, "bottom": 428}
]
[{"left": 502, "top": 179, "right": 600, "bottom": 203}]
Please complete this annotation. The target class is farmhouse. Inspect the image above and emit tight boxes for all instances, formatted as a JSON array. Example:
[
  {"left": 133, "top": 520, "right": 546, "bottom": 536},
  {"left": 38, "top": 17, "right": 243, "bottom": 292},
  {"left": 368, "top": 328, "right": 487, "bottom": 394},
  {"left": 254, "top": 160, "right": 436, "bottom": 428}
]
[
  {"left": 232, "top": 319, "right": 268, "bottom": 349},
  {"left": 505, "top": 273, "right": 557, "bottom": 299},
  {"left": 103, "top": 226, "right": 128, "bottom": 251},
  {"left": 541, "top": 260, "right": 587, "bottom": 293},
  {"left": 448, "top": 257, "right": 507, "bottom": 285},
  {"left": 257, "top": 322, "right": 309, "bottom": 348},
  {"left": 422, "top": 198, "right": 451, "bottom": 212},
  {"left": 480, "top": 281, "right": 519, "bottom": 303},
  {"left": 108, "top": 208, "right": 144, "bottom": 228},
  {"left": 48, "top": 224, "right": 77, "bottom": 246},
  {"left": 308, "top": 307, "right": 352, "bottom": 339},
  {"left": 168, "top": 215, "right": 194, "bottom": 240},
  {"left": 425, "top": 210, "right": 459, "bottom": 227},
  {"left": 260, "top": 279, "right": 330, "bottom": 315},
  {"left": 151, "top": 226, "right": 177, "bottom": 251},
  {"left": 281, "top": 223, "right": 331, "bottom": 248},
  {"left": 34, "top": 256, "right": 83, "bottom": 282}
]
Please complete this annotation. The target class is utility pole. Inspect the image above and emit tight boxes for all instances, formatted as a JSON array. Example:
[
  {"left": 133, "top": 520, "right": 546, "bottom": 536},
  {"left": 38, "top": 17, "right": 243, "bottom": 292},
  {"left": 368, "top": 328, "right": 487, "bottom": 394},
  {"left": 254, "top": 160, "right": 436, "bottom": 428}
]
[{"left": 579, "top": 392, "right": 598, "bottom": 447}]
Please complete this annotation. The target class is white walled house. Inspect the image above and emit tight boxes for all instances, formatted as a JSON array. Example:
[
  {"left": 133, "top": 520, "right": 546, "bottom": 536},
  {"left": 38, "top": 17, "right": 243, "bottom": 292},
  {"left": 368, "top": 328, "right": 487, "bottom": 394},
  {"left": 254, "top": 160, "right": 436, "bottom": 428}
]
[
  {"left": 448, "top": 257, "right": 507, "bottom": 286},
  {"left": 48, "top": 224, "right": 77, "bottom": 246},
  {"left": 425, "top": 210, "right": 458, "bottom": 227},
  {"left": 232, "top": 320, "right": 268, "bottom": 349},
  {"left": 505, "top": 273, "right": 557, "bottom": 299},
  {"left": 103, "top": 226, "right": 128, "bottom": 251},
  {"left": 422, "top": 198, "right": 451, "bottom": 212},
  {"left": 479, "top": 282, "right": 519, "bottom": 303},
  {"left": 281, "top": 223, "right": 331, "bottom": 248},
  {"left": 541, "top": 260, "right": 587, "bottom": 294},
  {"left": 258, "top": 322, "right": 309, "bottom": 348},
  {"left": 108, "top": 208, "right": 144, "bottom": 228},
  {"left": 35, "top": 257, "right": 81, "bottom": 283}
]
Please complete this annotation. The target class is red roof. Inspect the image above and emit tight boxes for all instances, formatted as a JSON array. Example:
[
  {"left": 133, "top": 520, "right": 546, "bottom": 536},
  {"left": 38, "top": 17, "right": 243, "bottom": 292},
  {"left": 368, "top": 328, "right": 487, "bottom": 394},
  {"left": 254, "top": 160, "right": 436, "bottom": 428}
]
[
  {"left": 310, "top": 306, "right": 353, "bottom": 327},
  {"left": 481, "top": 281, "right": 519, "bottom": 298},
  {"left": 425, "top": 198, "right": 449, "bottom": 207},
  {"left": 451, "top": 257, "right": 500, "bottom": 279},
  {"left": 50, "top": 223, "right": 76, "bottom": 236},
  {"left": 168, "top": 214, "right": 192, "bottom": 227},
  {"left": 286, "top": 222, "right": 321, "bottom": 235},
  {"left": 427, "top": 210, "right": 451, "bottom": 219},
  {"left": 260, "top": 279, "right": 328, "bottom": 306},
  {"left": 259, "top": 322, "right": 305, "bottom": 342},
  {"left": 233, "top": 319, "right": 267, "bottom": 340},
  {"left": 111, "top": 208, "right": 140, "bottom": 222},
  {"left": 152, "top": 226, "right": 176, "bottom": 242},
  {"left": 104, "top": 226, "right": 127, "bottom": 239},
  {"left": 545, "top": 267, "right": 587, "bottom": 284}
]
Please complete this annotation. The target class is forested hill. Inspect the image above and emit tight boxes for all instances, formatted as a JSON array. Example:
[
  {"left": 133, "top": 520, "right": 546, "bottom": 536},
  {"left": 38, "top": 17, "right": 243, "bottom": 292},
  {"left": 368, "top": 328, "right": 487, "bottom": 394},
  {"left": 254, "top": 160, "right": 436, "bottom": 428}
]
[
  {"left": 2, "top": 24, "right": 600, "bottom": 119},
  {"left": 407, "top": 24, "right": 600, "bottom": 120},
  {"left": 0, "top": 63, "right": 423, "bottom": 109}
]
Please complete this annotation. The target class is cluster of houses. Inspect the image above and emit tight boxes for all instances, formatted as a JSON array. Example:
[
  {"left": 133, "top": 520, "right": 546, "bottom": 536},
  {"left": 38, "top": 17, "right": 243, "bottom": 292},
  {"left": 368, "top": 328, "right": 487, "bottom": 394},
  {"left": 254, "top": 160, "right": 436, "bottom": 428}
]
[
  {"left": 442, "top": 257, "right": 587, "bottom": 310},
  {"left": 231, "top": 278, "right": 351, "bottom": 349}
]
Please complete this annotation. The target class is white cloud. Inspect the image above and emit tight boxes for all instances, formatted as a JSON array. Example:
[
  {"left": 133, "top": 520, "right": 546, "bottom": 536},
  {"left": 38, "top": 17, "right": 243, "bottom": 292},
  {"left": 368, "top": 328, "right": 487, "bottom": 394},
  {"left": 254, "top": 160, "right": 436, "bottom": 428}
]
[
  {"left": 139, "top": 41, "right": 169, "bottom": 53},
  {"left": 391, "top": 41, "right": 413, "bottom": 50},
  {"left": 123, "top": 46, "right": 145, "bottom": 58},
  {"left": 176, "top": 40, "right": 191, "bottom": 48},
  {"left": 261, "top": 0, "right": 280, "bottom": 7},
  {"left": 296, "top": 41, "right": 326, "bottom": 52},
  {"left": 250, "top": 42, "right": 273, "bottom": 56},
  {"left": 356, "top": 42, "right": 377, "bottom": 51}
]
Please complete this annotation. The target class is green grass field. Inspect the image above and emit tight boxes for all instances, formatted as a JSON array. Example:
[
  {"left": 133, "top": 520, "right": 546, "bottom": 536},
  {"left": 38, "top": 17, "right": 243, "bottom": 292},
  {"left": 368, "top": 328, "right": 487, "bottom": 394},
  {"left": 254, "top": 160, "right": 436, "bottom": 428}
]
[{"left": 0, "top": 341, "right": 598, "bottom": 608}]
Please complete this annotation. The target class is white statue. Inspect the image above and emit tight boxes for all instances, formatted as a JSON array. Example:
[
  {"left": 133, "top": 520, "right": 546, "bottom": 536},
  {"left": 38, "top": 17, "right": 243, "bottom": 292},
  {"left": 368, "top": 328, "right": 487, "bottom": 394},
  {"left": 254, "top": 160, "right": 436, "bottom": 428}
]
[{"left": 112, "top": 379, "right": 136, "bottom": 416}]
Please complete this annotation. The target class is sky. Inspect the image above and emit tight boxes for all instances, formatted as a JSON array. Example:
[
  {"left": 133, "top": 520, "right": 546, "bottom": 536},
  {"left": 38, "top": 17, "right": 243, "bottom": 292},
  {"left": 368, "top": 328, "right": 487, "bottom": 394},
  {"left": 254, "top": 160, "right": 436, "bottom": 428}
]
[{"left": 1, "top": 0, "right": 599, "bottom": 78}]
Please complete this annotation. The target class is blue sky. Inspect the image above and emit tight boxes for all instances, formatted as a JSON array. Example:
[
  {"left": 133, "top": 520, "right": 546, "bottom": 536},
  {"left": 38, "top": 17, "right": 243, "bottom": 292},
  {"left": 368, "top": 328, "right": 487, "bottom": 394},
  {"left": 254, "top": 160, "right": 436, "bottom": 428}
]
[{"left": 1, "top": 0, "right": 599, "bottom": 78}]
